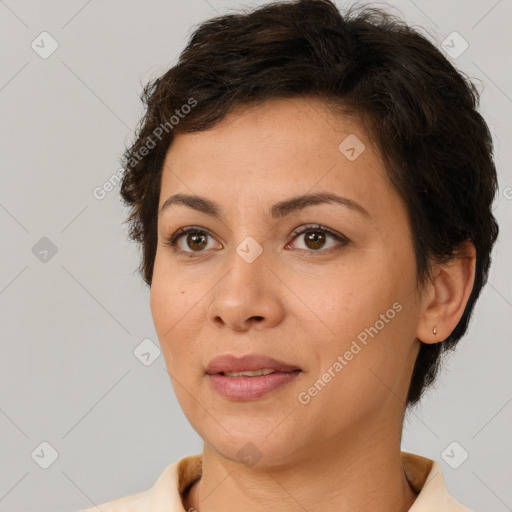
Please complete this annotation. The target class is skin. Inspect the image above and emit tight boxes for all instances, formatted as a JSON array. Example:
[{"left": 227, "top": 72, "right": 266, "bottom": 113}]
[{"left": 150, "top": 96, "right": 476, "bottom": 512}]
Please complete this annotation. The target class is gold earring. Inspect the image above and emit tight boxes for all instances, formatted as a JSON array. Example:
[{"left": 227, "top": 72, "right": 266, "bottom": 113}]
[{"left": 433, "top": 326, "right": 437, "bottom": 335}]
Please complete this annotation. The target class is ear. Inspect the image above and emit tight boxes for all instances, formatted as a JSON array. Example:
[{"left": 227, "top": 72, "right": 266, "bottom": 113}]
[{"left": 416, "top": 240, "right": 476, "bottom": 344}]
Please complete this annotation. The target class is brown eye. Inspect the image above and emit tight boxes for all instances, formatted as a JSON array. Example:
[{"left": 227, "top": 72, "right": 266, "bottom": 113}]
[
  {"left": 185, "top": 231, "right": 208, "bottom": 251},
  {"left": 165, "top": 224, "right": 349, "bottom": 256},
  {"left": 165, "top": 227, "right": 221, "bottom": 254},
  {"left": 304, "top": 230, "right": 327, "bottom": 250},
  {"left": 287, "top": 224, "right": 349, "bottom": 252}
]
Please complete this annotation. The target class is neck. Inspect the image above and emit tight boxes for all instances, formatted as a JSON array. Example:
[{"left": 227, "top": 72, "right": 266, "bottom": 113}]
[{"left": 183, "top": 425, "right": 418, "bottom": 512}]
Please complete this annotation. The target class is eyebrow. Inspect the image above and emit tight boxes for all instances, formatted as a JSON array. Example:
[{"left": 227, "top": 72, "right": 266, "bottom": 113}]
[{"left": 159, "top": 192, "right": 370, "bottom": 220}]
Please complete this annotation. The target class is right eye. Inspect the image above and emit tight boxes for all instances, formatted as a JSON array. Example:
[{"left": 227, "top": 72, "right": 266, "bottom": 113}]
[{"left": 163, "top": 226, "right": 223, "bottom": 255}]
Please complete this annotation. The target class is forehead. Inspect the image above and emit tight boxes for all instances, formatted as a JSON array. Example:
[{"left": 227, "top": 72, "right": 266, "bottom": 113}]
[
  {"left": 162, "top": 97, "right": 385, "bottom": 188},
  {"left": 157, "top": 98, "right": 404, "bottom": 232}
]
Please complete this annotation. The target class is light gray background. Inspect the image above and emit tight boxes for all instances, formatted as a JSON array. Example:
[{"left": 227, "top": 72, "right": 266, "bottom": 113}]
[{"left": 0, "top": 1, "right": 511, "bottom": 511}]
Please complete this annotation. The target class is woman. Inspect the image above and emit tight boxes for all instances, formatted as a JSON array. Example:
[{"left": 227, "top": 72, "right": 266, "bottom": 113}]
[{"left": 80, "top": 0, "right": 498, "bottom": 510}]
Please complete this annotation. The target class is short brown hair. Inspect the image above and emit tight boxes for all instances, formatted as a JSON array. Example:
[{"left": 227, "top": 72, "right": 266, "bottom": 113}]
[{"left": 120, "top": 0, "right": 499, "bottom": 407}]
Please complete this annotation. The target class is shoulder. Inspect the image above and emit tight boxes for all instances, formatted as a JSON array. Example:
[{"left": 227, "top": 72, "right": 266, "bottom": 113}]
[
  {"left": 77, "top": 454, "right": 202, "bottom": 512},
  {"left": 79, "top": 490, "right": 148, "bottom": 512},
  {"left": 402, "top": 451, "right": 472, "bottom": 512}
]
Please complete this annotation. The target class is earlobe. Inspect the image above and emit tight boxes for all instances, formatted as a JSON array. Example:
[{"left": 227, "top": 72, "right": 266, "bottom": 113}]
[{"left": 416, "top": 241, "right": 476, "bottom": 344}]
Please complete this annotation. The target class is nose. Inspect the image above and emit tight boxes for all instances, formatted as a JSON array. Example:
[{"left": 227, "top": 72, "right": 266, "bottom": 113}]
[{"left": 206, "top": 244, "right": 286, "bottom": 332}]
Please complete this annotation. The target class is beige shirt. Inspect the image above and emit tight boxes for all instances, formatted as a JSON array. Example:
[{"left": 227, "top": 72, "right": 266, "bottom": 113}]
[{"left": 79, "top": 451, "right": 471, "bottom": 511}]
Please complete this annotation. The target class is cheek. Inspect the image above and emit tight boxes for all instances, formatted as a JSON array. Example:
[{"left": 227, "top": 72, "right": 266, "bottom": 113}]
[
  {"left": 150, "top": 262, "right": 189, "bottom": 363},
  {"left": 150, "top": 252, "right": 194, "bottom": 330},
  {"left": 150, "top": 257, "right": 211, "bottom": 378},
  {"left": 312, "top": 265, "right": 396, "bottom": 338},
  {"left": 311, "top": 248, "right": 418, "bottom": 373}
]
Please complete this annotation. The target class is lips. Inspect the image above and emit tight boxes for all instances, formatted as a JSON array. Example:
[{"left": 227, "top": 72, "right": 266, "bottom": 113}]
[
  {"left": 205, "top": 354, "right": 301, "bottom": 375},
  {"left": 206, "top": 354, "right": 302, "bottom": 400}
]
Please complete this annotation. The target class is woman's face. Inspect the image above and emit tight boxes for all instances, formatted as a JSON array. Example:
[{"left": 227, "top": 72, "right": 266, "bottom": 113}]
[{"left": 151, "top": 97, "right": 424, "bottom": 466}]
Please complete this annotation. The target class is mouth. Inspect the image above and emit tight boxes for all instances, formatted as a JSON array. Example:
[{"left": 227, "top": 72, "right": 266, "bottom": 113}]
[
  {"left": 206, "top": 353, "right": 301, "bottom": 375},
  {"left": 205, "top": 354, "right": 302, "bottom": 400},
  {"left": 219, "top": 368, "right": 288, "bottom": 377}
]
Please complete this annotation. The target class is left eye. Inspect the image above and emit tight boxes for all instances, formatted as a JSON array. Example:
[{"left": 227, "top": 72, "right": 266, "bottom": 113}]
[{"left": 286, "top": 224, "right": 349, "bottom": 252}]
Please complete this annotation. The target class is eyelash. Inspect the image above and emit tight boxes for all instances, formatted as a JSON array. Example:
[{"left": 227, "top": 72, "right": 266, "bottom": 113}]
[{"left": 162, "top": 224, "right": 350, "bottom": 256}]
